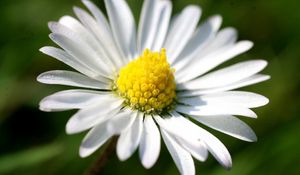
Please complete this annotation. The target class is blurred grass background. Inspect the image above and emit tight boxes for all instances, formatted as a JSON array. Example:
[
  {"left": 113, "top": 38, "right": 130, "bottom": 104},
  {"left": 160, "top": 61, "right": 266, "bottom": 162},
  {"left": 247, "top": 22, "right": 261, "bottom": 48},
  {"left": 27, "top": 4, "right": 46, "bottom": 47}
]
[{"left": 0, "top": 0, "right": 300, "bottom": 174}]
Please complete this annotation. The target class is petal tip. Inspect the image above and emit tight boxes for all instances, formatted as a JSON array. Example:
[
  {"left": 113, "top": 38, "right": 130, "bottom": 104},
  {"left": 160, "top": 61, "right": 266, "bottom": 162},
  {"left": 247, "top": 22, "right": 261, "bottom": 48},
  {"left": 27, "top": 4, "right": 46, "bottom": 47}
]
[
  {"left": 49, "top": 33, "right": 56, "bottom": 39},
  {"left": 211, "top": 14, "right": 222, "bottom": 23},
  {"left": 79, "top": 147, "right": 90, "bottom": 158},
  {"left": 243, "top": 40, "right": 254, "bottom": 48},
  {"left": 73, "top": 6, "right": 83, "bottom": 15},
  {"left": 252, "top": 136, "right": 258, "bottom": 142},
  {"left": 36, "top": 73, "right": 44, "bottom": 83},
  {"left": 116, "top": 147, "right": 130, "bottom": 162},
  {"left": 141, "top": 160, "right": 155, "bottom": 169},
  {"left": 39, "top": 105, "right": 49, "bottom": 112},
  {"left": 39, "top": 46, "right": 48, "bottom": 53},
  {"left": 65, "top": 119, "right": 76, "bottom": 135},
  {"left": 47, "top": 21, "right": 56, "bottom": 30},
  {"left": 264, "top": 97, "right": 270, "bottom": 105},
  {"left": 221, "top": 156, "right": 233, "bottom": 170}
]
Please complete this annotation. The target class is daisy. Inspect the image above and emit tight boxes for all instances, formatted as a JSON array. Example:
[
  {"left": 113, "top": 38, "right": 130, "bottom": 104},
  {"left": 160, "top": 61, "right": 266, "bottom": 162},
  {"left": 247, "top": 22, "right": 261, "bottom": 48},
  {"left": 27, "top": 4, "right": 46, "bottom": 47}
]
[{"left": 38, "top": 0, "right": 269, "bottom": 174}]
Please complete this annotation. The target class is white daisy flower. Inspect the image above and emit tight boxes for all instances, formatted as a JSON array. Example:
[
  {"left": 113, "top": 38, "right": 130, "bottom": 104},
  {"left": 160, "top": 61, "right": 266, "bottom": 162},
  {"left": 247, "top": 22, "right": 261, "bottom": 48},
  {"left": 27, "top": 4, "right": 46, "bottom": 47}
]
[{"left": 38, "top": 0, "right": 269, "bottom": 174}]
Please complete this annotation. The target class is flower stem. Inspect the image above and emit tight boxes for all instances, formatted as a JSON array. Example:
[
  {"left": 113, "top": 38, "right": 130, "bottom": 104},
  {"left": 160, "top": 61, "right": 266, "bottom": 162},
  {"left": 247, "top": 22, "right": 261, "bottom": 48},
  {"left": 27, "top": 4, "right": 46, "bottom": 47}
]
[{"left": 84, "top": 136, "right": 118, "bottom": 175}]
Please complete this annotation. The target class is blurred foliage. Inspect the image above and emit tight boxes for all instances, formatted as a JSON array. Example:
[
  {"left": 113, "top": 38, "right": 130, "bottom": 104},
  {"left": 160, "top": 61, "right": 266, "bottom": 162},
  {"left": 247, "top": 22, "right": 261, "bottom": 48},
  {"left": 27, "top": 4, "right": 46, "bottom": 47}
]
[{"left": 0, "top": 0, "right": 300, "bottom": 174}]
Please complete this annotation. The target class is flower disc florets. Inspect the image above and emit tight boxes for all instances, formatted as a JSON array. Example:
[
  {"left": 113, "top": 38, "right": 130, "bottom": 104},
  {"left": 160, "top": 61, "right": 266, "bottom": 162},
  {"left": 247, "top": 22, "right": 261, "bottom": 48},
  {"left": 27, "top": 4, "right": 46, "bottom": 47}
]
[{"left": 116, "top": 48, "right": 176, "bottom": 114}]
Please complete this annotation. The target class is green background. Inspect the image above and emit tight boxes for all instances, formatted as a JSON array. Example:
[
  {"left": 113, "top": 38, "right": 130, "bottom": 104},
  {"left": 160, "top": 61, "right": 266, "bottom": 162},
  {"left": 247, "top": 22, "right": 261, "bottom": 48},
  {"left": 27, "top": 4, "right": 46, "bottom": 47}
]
[{"left": 0, "top": 0, "right": 300, "bottom": 174}]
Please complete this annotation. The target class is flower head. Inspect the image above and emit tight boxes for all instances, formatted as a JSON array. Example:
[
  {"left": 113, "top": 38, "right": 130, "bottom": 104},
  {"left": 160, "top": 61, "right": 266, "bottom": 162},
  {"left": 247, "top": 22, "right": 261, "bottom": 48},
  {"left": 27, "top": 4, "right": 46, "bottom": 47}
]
[{"left": 38, "top": 0, "right": 269, "bottom": 174}]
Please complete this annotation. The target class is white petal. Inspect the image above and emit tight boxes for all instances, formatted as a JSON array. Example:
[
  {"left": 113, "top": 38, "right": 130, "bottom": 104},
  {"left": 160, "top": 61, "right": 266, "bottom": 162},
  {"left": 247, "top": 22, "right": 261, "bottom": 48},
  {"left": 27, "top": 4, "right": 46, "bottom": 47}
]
[
  {"left": 178, "top": 74, "right": 270, "bottom": 97},
  {"left": 58, "top": 16, "right": 94, "bottom": 43},
  {"left": 37, "top": 70, "right": 109, "bottom": 89},
  {"left": 73, "top": 7, "right": 124, "bottom": 69},
  {"left": 81, "top": 0, "right": 111, "bottom": 34},
  {"left": 155, "top": 113, "right": 232, "bottom": 169},
  {"left": 54, "top": 17, "right": 116, "bottom": 71},
  {"left": 199, "top": 27, "right": 237, "bottom": 55},
  {"left": 39, "top": 46, "right": 98, "bottom": 79},
  {"left": 191, "top": 115, "right": 257, "bottom": 142},
  {"left": 82, "top": 0, "right": 123, "bottom": 64},
  {"left": 161, "top": 129, "right": 195, "bottom": 175},
  {"left": 164, "top": 5, "right": 201, "bottom": 63},
  {"left": 176, "top": 137, "right": 208, "bottom": 162},
  {"left": 139, "top": 116, "right": 161, "bottom": 169},
  {"left": 138, "top": 0, "right": 172, "bottom": 52},
  {"left": 39, "top": 89, "right": 108, "bottom": 112},
  {"left": 79, "top": 121, "right": 113, "bottom": 157},
  {"left": 105, "top": 0, "right": 136, "bottom": 59},
  {"left": 178, "top": 60, "right": 267, "bottom": 90},
  {"left": 174, "top": 26, "right": 237, "bottom": 72},
  {"left": 66, "top": 95, "right": 123, "bottom": 134},
  {"left": 173, "top": 15, "right": 222, "bottom": 68},
  {"left": 169, "top": 112, "right": 232, "bottom": 169},
  {"left": 117, "top": 113, "right": 144, "bottom": 161},
  {"left": 176, "top": 104, "right": 257, "bottom": 118},
  {"left": 106, "top": 109, "right": 137, "bottom": 134},
  {"left": 49, "top": 33, "right": 112, "bottom": 78},
  {"left": 138, "top": 0, "right": 159, "bottom": 52},
  {"left": 176, "top": 41, "right": 253, "bottom": 83},
  {"left": 179, "top": 91, "right": 269, "bottom": 108},
  {"left": 215, "top": 27, "right": 237, "bottom": 44},
  {"left": 154, "top": 115, "right": 208, "bottom": 162},
  {"left": 151, "top": 0, "right": 172, "bottom": 51}
]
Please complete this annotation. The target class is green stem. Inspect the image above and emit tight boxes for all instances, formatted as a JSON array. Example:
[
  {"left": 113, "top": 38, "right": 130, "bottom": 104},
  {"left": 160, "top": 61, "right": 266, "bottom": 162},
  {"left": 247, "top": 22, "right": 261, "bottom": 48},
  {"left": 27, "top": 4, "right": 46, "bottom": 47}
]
[{"left": 84, "top": 136, "right": 118, "bottom": 175}]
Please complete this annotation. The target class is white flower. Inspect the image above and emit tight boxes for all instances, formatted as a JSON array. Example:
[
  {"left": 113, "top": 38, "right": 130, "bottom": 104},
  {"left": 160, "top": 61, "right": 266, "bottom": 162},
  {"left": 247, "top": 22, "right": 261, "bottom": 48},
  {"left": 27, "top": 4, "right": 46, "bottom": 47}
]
[{"left": 38, "top": 0, "right": 269, "bottom": 174}]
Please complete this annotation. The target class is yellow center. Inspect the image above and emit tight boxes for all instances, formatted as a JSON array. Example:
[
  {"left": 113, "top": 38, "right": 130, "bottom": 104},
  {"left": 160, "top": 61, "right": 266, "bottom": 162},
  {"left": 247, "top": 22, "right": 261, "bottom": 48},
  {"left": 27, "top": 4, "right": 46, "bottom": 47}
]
[{"left": 116, "top": 48, "right": 176, "bottom": 114}]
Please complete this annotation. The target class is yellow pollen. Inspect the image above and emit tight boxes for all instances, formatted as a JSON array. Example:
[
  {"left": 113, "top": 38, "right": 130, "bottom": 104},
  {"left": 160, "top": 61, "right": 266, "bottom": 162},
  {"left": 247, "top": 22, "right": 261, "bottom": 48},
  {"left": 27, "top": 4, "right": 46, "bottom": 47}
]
[{"left": 116, "top": 48, "right": 176, "bottom": 113}]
